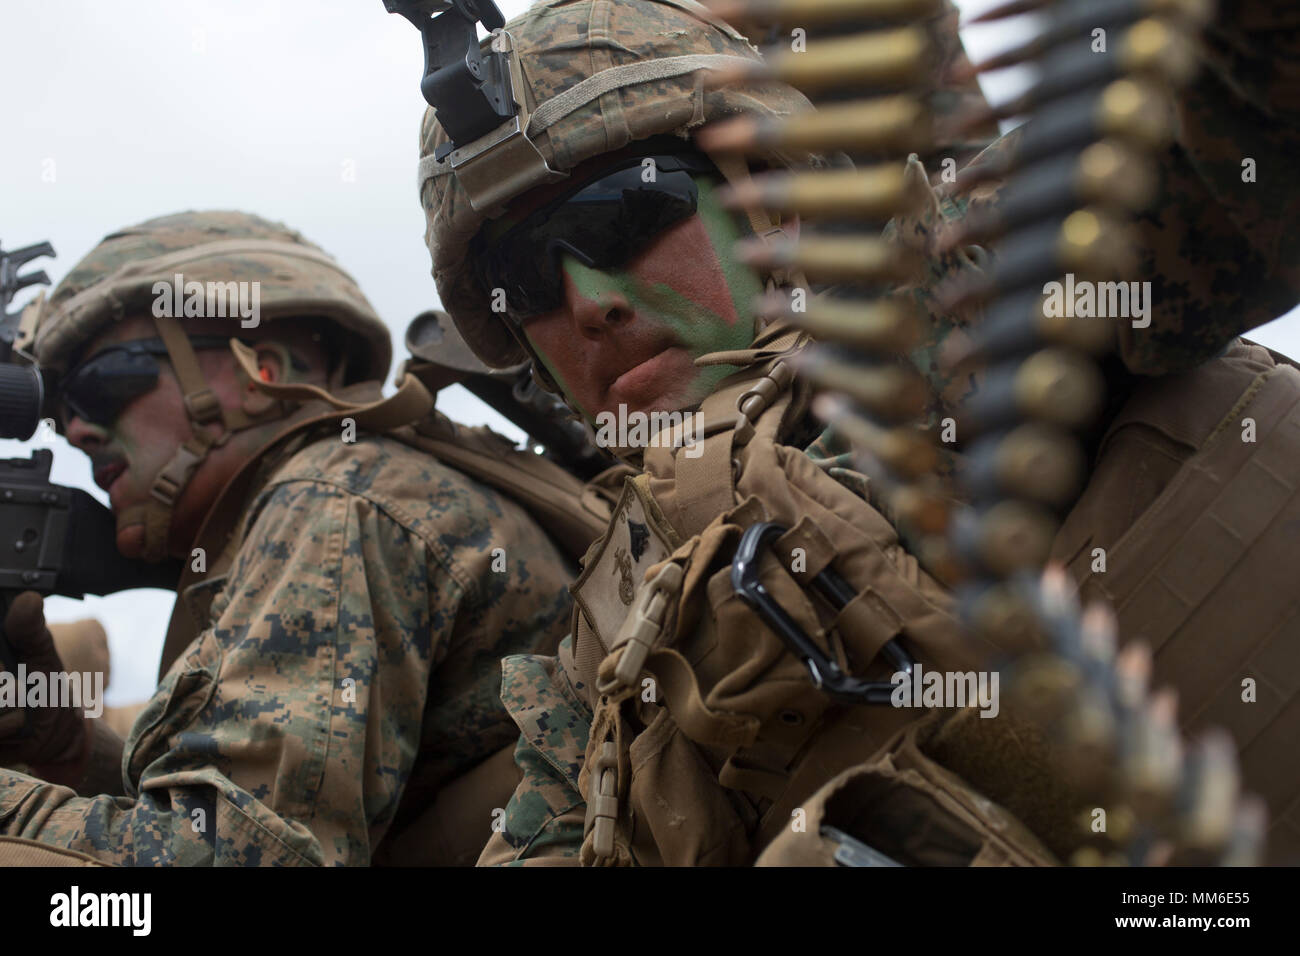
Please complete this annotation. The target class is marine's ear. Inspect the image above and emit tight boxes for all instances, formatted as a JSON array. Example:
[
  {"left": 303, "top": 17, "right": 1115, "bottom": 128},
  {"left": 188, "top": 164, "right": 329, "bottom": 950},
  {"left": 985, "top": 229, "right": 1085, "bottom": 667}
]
[{"left": 238, "top": 342, "right": 295, "bottom": 416}]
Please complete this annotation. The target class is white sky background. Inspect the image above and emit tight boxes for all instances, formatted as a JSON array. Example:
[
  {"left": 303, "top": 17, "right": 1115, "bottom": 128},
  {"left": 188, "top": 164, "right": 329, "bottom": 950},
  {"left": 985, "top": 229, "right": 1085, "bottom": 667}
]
[{"left": 2, "top": 0, "right": 1297, "bottom": 704}]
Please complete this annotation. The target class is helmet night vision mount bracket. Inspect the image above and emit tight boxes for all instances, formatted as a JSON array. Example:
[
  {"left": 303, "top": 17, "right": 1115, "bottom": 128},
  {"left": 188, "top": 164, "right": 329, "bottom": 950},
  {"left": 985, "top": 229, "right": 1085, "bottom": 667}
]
[{"left": 385, "top": 0, "right": 566, "bottom": 213}]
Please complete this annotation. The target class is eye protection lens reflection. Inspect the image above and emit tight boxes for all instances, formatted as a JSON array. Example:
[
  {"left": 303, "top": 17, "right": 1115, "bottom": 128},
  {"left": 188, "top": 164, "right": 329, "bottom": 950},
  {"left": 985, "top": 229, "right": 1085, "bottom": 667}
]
[{"left": 473, "top": 154, "right": 717, "bottom": 322}]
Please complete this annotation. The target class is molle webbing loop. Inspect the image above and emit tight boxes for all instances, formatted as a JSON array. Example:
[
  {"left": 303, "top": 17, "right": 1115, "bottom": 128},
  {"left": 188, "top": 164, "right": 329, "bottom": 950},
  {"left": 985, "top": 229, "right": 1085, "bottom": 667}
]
[{"left": 643, "top": 325, "right": 806, "bottom": 539}]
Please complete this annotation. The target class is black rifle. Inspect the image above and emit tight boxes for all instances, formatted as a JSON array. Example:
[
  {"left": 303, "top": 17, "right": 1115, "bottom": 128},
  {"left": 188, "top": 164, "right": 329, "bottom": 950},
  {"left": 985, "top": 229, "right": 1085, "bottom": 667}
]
[
  {"left": 404, "top": 309, "right": 614, "bottom": 481},
  {"left": 0, "top": 239, "right": 180, "bottom": 686}
]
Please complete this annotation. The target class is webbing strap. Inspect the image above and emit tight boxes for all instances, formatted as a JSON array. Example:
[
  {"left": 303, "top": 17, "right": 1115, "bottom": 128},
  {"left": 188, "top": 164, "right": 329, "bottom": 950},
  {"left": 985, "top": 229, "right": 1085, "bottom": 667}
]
[
  {"left": 153, "top": 316, "right": 221, "bottom": 425},
  {"left": 642, "top": 646, "right": 760, "bottom": 749},
  {"left": 710, "top": 153, "right": 783, "bottom": 241},
  {"left": 0, "top": 837, "right": 109, "bottom": 867},
  {"left": 694, "top": 324, "right": 805, "bottom": 369},
  {"left": 228, "top": 340, "right": 434, "bottom": 431},
  {"left": 527, "top": 54, "right": 753, "bottom": 138},
  {"left": 671, "top": 429, "right": 736, "bottom": 538}
]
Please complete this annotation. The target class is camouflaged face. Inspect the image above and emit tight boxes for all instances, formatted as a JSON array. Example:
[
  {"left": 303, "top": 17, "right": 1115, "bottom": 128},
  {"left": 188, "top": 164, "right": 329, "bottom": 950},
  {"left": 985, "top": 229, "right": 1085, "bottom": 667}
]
[
  {"left": 420, "top": 0, "right": 814, "bottom": 369},
  {"left": 421, "top": 0, "right": 997, "bottom": 371},
  {"left": 35, "top": 210, "right": 392, "bottom": 382}
]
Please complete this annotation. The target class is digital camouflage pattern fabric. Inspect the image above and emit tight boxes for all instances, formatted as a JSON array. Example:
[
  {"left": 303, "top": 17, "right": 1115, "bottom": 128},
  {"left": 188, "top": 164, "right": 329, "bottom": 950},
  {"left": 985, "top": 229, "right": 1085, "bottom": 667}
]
[
  {"left": 33, "top": 210, "right": 392, "bottom": 383},
  {"left": 0, "top": 427, "right": 574, "bottom": 865}
]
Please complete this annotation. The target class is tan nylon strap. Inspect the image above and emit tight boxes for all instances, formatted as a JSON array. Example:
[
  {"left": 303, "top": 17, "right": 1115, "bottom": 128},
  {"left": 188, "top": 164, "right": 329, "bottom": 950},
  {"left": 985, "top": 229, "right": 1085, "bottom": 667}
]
[
  {"left": 122, "top": 426, "right": 221, "bottom": 563},
  {"left": 417, "top": 433, "right": 608, "bottom": 559},
  {"left": 694, "top": 325, "right": 805, "bottom": 369},
  {"left": 656, "top": 373, "right": 765, "bottom": 534},
  {"left": 229, "top": 340, "right": 434, "bottom": 431},
  {"left": 588, "top": 0, "right": 631, "bottom": 151},
  {"left": 418, "top": 55, "right": 756, "bottom": 191},
  {"left": 525, "top": 54, "right": 756, "bottom": 139},
  {"left": 0, "top": 836, "right": 109, "bottom": 867},
  {"left": 152, "top": 434, "right": 215, "bottom": 505},
  {"left": 573, "top": 611, "right": 612, "bottom": 715},
  {"left": 152, "top": 315, "right": 223, "bottom": 425},
  {"left": 705, "top": 153, "right": 819, "bottom": 296},
  {"left": 643, "top": 348, "right": 802, "bottom": 538},
  {"left": 710, "top": 153, "right": 783, "bottom": 240},
  {"left": 579, "top": 691, "right": 636, "bottom": 866},
  {"left": 670, "top": 430, "right": 736, "bottom": 538}
]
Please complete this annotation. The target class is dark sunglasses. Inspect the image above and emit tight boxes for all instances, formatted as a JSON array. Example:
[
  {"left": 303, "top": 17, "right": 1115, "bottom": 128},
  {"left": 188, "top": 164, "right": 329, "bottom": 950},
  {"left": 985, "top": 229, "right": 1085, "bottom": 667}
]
[
  {"left": 59, "top": 336, "right": 236, "bottom": 427},
  {"left": 472, "top": 152, "right": 720, "bottom": 322}
]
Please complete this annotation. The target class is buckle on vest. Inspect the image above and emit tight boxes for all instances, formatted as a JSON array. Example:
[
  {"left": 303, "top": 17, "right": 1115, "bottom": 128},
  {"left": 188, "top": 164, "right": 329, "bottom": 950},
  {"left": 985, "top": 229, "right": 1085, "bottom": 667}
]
[
  {"left": 583, "top": 740, "right": 621, "bottom": 861},
  {"left": 597, "top": 561, "right": 685, "bottom": 696},
  {"left": 730, "top": 521, "right": 915, "bottom": 706}
]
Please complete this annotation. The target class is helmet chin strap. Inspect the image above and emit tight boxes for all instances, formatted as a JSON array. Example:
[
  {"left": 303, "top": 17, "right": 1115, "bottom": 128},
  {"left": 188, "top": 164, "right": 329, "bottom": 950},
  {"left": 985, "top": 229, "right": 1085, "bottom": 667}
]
[
  {"left": 117, "top": 316, "right": 288, "bottom": 562},
  {"left": 705, "top": 150, "right": 809, "bottom": 303}
]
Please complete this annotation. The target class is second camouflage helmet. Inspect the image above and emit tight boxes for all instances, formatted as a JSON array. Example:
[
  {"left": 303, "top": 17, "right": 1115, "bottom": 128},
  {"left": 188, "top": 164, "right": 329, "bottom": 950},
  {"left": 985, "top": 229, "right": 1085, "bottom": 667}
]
[
  {"left": 33, "top": 210, "right": 392, "bottom": 382},
  {"left": 418, "top": 0, "right": 814, "bottom": 370}
]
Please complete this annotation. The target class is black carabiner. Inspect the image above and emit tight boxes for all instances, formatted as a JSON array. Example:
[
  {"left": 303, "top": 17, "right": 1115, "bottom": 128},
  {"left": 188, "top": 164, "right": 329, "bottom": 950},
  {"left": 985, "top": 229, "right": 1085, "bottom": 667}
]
[{"left": 730, "top": 521, "right": 914, "bottom": 706}]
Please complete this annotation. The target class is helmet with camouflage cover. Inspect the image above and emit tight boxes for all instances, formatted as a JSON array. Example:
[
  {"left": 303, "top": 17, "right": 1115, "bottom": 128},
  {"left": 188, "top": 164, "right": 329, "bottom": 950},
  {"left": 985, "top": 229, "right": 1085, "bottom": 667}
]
[
  {"left": 418, "top": 0, "right": 816, "bottom": 371},
  {"left": 29, "top": 210, "right": 393, "bottom": 561},
  {"left": 33, "top": 210, "right": 390, "bottom": 380}
]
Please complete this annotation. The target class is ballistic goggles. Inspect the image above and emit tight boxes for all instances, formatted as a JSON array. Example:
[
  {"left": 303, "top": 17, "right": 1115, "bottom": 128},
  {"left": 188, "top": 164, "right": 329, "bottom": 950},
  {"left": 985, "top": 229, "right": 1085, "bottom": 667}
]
[
  {"left": 59, "top": 336, "right": 237, "bottom": 427},
  {"left": 471, "top": 152, "right": 722, "bottom": 322}
]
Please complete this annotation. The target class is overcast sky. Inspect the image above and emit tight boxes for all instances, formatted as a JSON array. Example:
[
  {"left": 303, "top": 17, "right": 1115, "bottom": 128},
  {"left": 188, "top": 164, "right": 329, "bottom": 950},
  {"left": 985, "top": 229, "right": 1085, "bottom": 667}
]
[{"left": 4, "top": 0, "right": 1297, "bottom": 704}]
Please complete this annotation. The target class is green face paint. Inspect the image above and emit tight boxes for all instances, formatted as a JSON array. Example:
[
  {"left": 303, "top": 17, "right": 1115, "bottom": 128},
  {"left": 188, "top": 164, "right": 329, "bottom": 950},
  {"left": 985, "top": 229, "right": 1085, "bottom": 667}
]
[{"left": 521, "top": 173, "right": 764, "bottom": 420}]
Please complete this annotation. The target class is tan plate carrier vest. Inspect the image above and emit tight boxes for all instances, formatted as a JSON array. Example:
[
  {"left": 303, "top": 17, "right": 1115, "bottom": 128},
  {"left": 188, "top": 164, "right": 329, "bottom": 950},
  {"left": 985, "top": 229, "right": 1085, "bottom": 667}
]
[
  {"left": 563, "top": 327, "right": 1066, "bottom": 866},
  {"left": 760, "top": 337, "right": 1300, "bottom": 867},
  {"left": 1052, "top": 339, "right": 1300, "bottom": 865}
]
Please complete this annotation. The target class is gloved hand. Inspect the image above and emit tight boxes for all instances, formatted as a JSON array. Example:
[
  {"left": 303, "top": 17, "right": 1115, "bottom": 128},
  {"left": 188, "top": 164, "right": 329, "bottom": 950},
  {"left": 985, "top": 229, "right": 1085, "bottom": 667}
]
[{"left": 0, "top": 591, "right": 88, "bottom": 770}]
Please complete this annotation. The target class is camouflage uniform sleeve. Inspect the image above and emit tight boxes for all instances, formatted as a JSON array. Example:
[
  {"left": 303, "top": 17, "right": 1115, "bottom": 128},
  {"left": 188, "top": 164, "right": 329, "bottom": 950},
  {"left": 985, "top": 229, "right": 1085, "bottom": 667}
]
[
  {"left": 478, "top": 641, "right": 591, "bottom": 865},
  {"left": 0, "top": 476, "right": 444, "bottom": 866}
]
